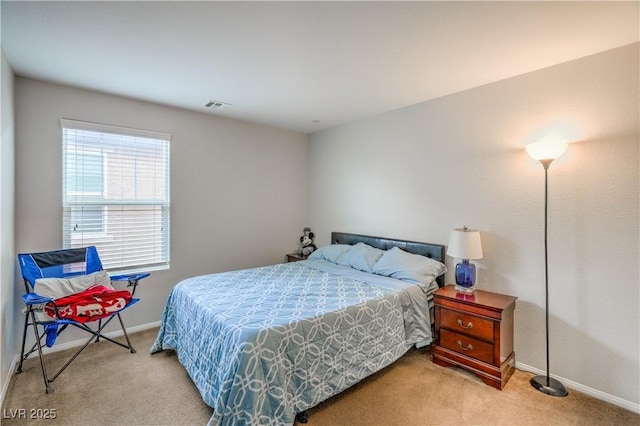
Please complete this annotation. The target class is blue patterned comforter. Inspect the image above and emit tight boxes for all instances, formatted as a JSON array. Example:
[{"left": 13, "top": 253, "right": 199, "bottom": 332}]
[{"left": 150, "top": 259, "right": 433, "bottom": 425}]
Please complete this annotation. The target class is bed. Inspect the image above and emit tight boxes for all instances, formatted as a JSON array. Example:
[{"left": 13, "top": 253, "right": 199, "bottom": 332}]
[{"left": 151, "top": 232, "right": 446, "bottom": 426}]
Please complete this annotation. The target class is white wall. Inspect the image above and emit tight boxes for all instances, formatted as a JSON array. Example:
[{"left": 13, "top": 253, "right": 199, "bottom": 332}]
[
  {"left": 14, "top": 78, "right": 309, "bottom": 344},
  {"left": 0, "top": 48, "right": 16, "bottom": 402},
  {"left": 309, "top": 44, "right": 639, "bottom": 407}
]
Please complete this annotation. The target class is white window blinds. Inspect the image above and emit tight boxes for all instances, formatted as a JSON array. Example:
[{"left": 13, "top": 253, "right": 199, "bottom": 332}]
[{"left": 61, "top": 119, "right": 170, "bottom": 272}]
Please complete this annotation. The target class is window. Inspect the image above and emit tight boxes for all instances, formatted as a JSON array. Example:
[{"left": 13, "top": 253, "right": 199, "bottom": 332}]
[{"left": 62, "top": 119, "right": 170, "bottom": 272}]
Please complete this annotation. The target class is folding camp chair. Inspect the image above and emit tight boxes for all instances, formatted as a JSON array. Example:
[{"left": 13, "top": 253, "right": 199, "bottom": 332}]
[{"left": 16, "top": 246, "right": 149, "bottom": 393}]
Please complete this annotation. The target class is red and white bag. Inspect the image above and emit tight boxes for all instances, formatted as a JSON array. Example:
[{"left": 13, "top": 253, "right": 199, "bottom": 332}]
[{"left": 44, "top": 285, "right": 132, "bottom": 323}]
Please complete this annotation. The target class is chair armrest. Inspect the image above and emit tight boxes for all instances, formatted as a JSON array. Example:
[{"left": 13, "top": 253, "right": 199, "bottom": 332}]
[
  {"left": 110, "top": 273, "right": 150, "bottom": 283},
  {"left": 110, "top": 273, "right": 150, "bottom": 296},
  {"left": 23, "top": 293, "right": 53, "bottom": 305}
]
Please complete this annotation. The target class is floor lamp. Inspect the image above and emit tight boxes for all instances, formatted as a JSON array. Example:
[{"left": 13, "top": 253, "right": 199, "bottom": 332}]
[{"left": 526, "top": 139, "right": 569, "bottom": 397}]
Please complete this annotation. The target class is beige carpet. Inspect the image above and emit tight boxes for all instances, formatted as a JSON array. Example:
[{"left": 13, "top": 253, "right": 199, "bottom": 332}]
[{"left": 3, "top": 328, "right": 638, "bottom": 425}]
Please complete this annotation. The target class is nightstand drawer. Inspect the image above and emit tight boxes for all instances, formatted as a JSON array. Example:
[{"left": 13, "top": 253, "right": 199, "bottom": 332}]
[
  {"left": 440, "top": 329, "right": 493, "bottom": 364},
  {"left": 440, "top": 308, "right": 493, "bottom": 342}
]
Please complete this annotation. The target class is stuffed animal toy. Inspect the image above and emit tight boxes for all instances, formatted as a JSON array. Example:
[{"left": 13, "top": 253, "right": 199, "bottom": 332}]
[{"left": 299, "top": 227, "right": 317, "bottom": 256}]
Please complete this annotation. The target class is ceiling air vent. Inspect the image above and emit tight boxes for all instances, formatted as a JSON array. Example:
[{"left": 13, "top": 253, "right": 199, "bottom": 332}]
[{"left": 204, "top": 100, "right": 232, "bottom": 110}]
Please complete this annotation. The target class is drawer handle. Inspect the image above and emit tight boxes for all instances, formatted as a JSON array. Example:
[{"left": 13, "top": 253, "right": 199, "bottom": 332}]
[
  {"left": 457, "top": 319, "right": 473, "bottom": 329},
  {"left": 456, "top": 340, "right": 473, "bottom": 351}
]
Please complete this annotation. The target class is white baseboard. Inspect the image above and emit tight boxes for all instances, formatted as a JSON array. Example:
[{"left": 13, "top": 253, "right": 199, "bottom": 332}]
[
  {"left": 1, "top": 354, "right": 20, "bottom": 410},
  {"left": 0, "top": 320, "right": 160, "bottom": 407},
  {"left": 516, "top": 361, "right": 640, "bottom": 414}
]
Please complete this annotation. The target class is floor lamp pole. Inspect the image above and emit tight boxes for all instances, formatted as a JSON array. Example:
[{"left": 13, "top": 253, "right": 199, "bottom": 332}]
[{"left": 530, "top": 159, "right": 568, "bottom": 397}]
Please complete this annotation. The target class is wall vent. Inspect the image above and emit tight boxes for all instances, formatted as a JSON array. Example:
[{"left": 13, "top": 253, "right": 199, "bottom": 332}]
[{"left": 204, "top": 100, "right": 232, "bottom": 109}]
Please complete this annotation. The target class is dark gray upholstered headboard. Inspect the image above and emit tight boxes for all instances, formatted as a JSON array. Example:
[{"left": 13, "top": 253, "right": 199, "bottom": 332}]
[{"left": 331, "top": 232, "right": 446, "bottom": 288}]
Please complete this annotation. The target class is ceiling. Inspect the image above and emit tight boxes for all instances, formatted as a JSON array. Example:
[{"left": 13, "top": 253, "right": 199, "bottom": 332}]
[{"left": 2, "top": 1, "right": 638, "bottom": 134}]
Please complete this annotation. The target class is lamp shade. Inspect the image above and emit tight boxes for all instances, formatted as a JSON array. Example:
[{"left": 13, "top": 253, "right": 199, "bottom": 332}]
[
  {"left": 447, "top": 228, "right": 483, "bottom": 260},
  {"left": 525, "top": 139, "right": 568, "bottom": 161}
]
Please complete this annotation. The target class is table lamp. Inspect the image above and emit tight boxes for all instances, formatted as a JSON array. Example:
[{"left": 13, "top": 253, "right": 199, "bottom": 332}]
[{"left": 447, "top": 227, "right": 483, "bottom": 293}]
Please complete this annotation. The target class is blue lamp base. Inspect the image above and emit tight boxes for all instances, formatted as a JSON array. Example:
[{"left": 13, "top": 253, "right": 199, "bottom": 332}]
[{"left": 454, "top": 259, "right": 476, "bottom": 293}]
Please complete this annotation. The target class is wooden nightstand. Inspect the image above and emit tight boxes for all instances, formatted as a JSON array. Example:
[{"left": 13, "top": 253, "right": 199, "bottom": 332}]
[
  {"left": 286, "top": 253, "right": 307, "bottom": 262},
  {"left": 433, "top": 285, "right": 517, "bottom": 390}
]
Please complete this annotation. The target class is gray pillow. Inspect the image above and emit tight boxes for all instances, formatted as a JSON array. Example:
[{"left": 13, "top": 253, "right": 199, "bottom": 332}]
[
  {"left": 337, "top": 242, "right": 384, "bottom": 273},
  {"left": 372, "top": 246, "right": 447, "bottom": 288},
  {"left": 308, "top": 244, "right": 352, "bottom": 264}
]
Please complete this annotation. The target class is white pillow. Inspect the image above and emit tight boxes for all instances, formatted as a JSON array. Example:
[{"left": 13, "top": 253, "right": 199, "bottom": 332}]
[
  {"left": 35, "top": 270, "right": 112, "bottom": 300},
  {"left": 337, "top": 242, "right": 385, "bottom": 273},
  {"left": 372, "top": 246, "right": 447, "bottom": 289},
  {"left": 308, "top": 244, "right": 352, "bottom": 264}
]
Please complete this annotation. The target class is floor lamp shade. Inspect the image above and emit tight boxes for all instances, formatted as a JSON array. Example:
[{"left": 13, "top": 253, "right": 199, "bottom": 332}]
[
  {"left": 526, "top": 139, "right": 569, "bottom": 397},
  {"left": 525, "top": 139, "right": 568, "bottom": 162},
  {"left": 447, "top": 227, "right": 483, "bottom": 293}
]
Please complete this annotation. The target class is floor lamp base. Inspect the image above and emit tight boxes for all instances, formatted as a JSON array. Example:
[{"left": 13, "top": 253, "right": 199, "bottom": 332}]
[{"left": 530, "top": 375, "right": 568, "bottom": 397}]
